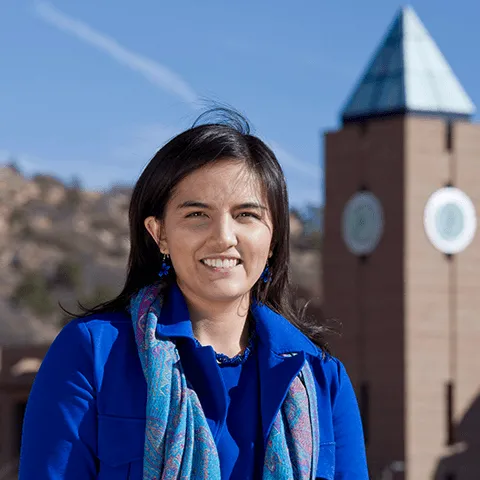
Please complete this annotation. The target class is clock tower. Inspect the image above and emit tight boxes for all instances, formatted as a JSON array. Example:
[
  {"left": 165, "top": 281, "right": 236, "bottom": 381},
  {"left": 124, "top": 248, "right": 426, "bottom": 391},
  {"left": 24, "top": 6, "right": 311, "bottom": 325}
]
[{"left": 323, "top": 7, "right": 480, "bottom": 479}]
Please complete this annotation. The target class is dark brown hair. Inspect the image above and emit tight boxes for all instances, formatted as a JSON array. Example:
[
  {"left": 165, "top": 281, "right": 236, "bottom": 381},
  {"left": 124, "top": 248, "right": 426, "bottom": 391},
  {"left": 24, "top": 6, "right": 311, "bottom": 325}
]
[{"left": 72, "top": 109, "right": 329, "bottom": 351}]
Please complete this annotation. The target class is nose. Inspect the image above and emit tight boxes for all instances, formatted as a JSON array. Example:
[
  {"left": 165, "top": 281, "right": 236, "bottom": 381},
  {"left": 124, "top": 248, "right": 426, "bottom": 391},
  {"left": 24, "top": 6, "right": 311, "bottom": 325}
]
[{"left": 210, "top": 214, "right": 238, "bottom": 250}]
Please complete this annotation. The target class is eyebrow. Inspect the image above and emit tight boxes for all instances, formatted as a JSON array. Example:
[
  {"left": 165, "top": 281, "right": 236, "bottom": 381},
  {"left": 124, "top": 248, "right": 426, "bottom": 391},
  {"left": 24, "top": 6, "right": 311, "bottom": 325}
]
[{"left": 177, "top": 200, "right": 267, "bottom": 210}]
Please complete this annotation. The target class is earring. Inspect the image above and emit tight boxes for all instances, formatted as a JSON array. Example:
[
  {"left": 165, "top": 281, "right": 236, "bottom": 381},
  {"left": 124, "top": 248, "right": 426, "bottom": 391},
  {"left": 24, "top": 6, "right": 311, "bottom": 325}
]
[
  {"left": 158, "top": 253, "right": 171, "bottom": 277},
  {"left": 260, "top": 262, "right": 272, "bottom": 283}
]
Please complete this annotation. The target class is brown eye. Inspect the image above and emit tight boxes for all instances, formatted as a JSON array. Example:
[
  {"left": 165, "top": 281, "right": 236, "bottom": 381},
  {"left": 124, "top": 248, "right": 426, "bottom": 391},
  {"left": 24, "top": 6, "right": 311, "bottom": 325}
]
[
  {"left": 186, "top": 212, "right": 207, "bottom": 218},
  {"left": 238, "top": 212, "right": 261, "bottom": 219}
]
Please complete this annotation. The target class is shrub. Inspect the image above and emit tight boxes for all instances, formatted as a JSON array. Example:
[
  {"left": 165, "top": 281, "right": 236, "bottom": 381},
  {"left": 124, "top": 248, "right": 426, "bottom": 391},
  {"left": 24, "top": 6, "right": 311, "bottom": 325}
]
[
  {"left": 53, "top": 260, "right": 83, "bottom": 290},
  {"left": 9, "top": 208, "right": 27, "bottom": 228},
  {"left": 11, "top": 271, "right": 56, "bottom": 317}
]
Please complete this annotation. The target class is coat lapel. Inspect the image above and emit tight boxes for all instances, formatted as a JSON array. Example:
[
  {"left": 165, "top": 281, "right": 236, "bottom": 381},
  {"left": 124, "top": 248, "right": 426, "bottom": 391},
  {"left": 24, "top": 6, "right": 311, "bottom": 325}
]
[
  {"left": 257, "top": 344, "right": 307, "bottom": 444},
  {"left": 251, "top": 301, "right": 318, "bottom": 445}
]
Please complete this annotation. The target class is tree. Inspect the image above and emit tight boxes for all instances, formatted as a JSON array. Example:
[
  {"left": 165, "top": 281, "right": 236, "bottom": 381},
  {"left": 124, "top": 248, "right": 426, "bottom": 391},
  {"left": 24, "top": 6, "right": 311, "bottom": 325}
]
[
  {"left": 301, "top": 204, "right": 324, "bottom": 235},
  {"left": 6, "top": 157, "right": 22, "bottom": 175},
  {"left": 291, "top": 204, "right": 324, "bottom": 250},
  {"left": 65, "top": 175, "right": 83, "bottom": 208}
]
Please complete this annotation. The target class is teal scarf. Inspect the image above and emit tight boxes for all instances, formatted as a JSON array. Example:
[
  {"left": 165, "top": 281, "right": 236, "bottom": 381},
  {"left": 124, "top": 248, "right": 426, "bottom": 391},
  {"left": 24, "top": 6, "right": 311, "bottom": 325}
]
[{"left": 130, "top": 283, "right": 320, "bottom": 479}]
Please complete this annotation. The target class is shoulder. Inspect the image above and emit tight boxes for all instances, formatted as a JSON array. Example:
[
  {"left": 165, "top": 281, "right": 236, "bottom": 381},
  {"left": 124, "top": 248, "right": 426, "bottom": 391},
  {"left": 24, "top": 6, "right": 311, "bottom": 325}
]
[
  {"left": 306, "top": 350, "right": 352, "bottom": 403},
  {"left": 32, "top": 312, "right": 132, "bottom": 394},
  {"left": 41, "top": 311, "right": 140, "bottom": 394},
  {"left": 60, "top": 310, "right": 132, "bottom": 343},
  {"left": 47, "top": 311, "right": 134, "bottom": 367},
  {"left": 71, "top": 309, "right": 132, "bottom": 329}
]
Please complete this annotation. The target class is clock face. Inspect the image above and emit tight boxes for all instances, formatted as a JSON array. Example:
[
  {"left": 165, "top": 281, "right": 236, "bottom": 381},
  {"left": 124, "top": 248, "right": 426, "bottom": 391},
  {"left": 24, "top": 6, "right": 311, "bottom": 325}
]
[
  {"left": 342, "top": 192, "right": 384, "bottom": 256},
  {"left": 424, "top": 187, "right": 477, "bottom": 254}
]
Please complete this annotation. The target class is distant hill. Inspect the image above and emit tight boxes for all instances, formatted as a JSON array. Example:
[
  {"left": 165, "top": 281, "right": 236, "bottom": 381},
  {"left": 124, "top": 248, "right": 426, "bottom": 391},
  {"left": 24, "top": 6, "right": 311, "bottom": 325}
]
[{"left": 0, "top": 165, "right": 322, "bottom": 346}]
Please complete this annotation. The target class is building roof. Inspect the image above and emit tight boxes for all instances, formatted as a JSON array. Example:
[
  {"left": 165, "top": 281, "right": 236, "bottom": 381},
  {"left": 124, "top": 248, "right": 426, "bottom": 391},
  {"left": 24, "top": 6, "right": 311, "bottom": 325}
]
[{"left": 342, "top": 6, "right": 475, "bottom": 122}]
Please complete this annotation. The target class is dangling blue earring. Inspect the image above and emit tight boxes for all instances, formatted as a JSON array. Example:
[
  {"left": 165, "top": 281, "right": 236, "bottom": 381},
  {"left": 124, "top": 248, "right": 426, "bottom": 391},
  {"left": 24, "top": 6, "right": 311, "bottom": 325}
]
[
  {"left": 260, "top": 262, "right": 272, "bottom": 283},
  {"left": 158, "top": 253, "right": 171, "bottom": 277}
]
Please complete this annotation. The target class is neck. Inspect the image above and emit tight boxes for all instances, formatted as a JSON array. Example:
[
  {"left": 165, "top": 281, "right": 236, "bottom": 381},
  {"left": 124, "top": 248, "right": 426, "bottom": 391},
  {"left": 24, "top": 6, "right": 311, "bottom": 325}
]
[{"left": 178, "top": 286, "right": 251, "bottom": 357}]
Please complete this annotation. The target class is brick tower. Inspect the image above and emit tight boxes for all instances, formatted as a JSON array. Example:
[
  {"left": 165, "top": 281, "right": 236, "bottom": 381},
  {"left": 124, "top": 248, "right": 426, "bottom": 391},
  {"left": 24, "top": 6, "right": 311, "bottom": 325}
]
[{"left": 323, "top": 7, "right": 480, "bottom": 479}]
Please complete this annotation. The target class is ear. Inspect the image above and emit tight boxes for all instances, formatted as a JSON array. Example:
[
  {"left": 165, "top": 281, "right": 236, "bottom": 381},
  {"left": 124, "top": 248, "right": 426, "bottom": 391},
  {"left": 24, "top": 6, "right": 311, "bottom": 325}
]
[{"left": 144, "top": 216, "right": 169, "bottom": 254}]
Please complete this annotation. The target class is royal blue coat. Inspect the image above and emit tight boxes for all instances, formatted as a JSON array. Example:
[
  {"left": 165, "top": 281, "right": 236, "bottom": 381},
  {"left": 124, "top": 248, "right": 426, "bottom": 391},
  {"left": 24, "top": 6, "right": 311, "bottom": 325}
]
[{"left": 19, "top": 289, "right": 369, "bottom": 479}]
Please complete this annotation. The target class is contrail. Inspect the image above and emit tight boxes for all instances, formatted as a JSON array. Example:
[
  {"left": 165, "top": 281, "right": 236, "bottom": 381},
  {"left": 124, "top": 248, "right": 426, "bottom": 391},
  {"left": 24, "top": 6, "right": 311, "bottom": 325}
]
[{"left": 34, "top": 1, "right": 198, "bottom": 105}]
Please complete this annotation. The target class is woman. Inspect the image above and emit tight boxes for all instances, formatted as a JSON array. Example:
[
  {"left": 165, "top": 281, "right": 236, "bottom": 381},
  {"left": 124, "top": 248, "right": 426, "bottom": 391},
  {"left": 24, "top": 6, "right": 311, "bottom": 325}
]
[{"left": 19, "top": 111, "right": 369, "bottom": 479}]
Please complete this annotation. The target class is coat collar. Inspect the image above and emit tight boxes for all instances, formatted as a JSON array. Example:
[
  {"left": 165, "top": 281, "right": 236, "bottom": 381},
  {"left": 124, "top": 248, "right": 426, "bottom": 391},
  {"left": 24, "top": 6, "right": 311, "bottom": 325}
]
[
  {"left": 156, "top": 283, "right": 194, "bottom": 339},
  {"left": 250, "top": 301, "right": 318, "bottom": 356},
  {"left": 156, "top": 283, "right": 318, "bottom": 357},
  {"left": 155, "top": 283, "right": 319, "bottom": 444}
]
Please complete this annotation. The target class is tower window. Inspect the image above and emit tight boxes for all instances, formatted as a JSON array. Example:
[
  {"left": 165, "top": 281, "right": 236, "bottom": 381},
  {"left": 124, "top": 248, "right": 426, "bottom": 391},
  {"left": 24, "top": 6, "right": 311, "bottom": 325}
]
[
  {"left": 446, "top": 382, "right": 454, "bottom": 445},
  {"left": 445, "top": 122, "right": 453, "bottom": 151}
]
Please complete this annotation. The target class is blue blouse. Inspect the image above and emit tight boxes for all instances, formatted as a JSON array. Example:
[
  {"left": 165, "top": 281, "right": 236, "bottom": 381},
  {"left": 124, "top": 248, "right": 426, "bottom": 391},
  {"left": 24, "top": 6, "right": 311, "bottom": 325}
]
[
  {"left": 216, "top": 360, "right": 262, "bottom": 478},
  {"left": 19, "top": 284, "right": 369, "bottom": 479},
  {"left": 163, "top": 285, "right": 262, "bottom": 478}
]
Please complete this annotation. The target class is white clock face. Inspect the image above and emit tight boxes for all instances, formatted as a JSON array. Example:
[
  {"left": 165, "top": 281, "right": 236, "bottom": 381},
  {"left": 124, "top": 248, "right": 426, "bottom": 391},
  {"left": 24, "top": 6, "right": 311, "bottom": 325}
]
[
  {"left": 424, "top": 187, "right": 477, "bottom": 254},
  {"left": 342, "top": 192, "right": 384, "bottom": 256}
]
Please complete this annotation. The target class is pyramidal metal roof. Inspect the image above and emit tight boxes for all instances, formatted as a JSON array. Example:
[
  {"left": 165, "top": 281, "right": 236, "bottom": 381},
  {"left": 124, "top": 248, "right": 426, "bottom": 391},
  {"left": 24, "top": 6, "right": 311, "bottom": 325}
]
[{"left": 342, "top": 6, "right": 475, "bottom": 122}]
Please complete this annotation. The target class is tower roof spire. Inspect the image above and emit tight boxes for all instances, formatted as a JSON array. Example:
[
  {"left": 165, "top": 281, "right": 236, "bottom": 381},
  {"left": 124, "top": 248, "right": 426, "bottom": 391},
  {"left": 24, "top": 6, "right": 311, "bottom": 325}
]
[{"left": 341, "top": 6, "right": 475, "bottom": 122}]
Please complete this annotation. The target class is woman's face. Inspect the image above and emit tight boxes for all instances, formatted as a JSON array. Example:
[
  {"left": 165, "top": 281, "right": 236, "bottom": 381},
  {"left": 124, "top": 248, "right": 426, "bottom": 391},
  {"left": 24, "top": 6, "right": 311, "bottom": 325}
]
[{"left": 145, "top": 160, "right": 273, "bottom": 305}]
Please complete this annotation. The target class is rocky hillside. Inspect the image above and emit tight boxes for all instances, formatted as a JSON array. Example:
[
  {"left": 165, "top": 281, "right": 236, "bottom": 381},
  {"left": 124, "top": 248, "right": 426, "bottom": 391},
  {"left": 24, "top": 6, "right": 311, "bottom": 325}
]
[{"left": 0, "top": 165, "right": 322, "bottom": 346}]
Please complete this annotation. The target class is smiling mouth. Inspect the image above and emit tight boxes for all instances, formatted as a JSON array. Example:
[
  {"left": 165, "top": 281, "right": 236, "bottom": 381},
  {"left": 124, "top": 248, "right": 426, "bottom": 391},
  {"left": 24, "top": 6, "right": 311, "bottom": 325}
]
[{"left": 200, "top": 258, "right": 242, "bottom": 269}]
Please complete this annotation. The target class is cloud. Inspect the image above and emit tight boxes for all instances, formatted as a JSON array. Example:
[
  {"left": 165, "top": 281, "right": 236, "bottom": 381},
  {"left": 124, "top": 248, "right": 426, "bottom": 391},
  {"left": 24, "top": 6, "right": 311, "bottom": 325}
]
[
  {"left": 33, "top": 1, "right": 198, "bottom": 105},
  {"left": 269, "top": 141, "right": 322, "bottom": 182}
]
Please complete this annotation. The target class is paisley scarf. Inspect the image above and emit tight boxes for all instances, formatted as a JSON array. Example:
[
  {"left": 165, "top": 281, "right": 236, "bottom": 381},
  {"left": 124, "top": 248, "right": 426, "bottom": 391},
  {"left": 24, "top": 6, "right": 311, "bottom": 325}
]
[{"left": 130, "top": 283, "right": 319, "bottom": 479}]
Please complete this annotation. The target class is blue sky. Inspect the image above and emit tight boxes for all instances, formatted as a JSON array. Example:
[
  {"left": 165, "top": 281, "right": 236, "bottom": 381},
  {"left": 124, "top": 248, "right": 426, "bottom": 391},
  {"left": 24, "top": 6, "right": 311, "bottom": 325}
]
[{"left": 1, "top": 1, "right": 479, "bottom": 208}]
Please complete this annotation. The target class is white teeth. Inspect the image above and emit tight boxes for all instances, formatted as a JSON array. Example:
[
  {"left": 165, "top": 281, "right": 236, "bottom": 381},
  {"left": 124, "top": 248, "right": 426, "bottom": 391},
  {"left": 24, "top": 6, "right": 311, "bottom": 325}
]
[{"left": 203, "top": 258, "right": 239, "bottom": 268}]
